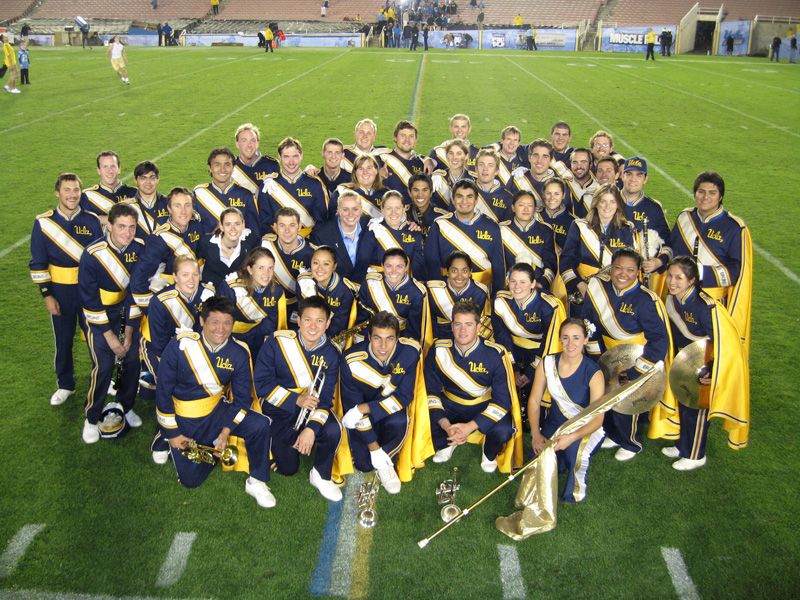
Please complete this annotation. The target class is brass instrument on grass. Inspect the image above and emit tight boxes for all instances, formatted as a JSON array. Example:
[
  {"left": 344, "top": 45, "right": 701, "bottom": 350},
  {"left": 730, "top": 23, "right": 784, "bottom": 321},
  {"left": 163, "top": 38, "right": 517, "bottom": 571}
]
[
  {"left": 567, "top": 265, "right": 612, "bottom": 306},
  {"left": 293, "top": 359, "right": 326, "bottom": 431},
  {"left": 356, "top": 471, "right": 381, "bottom": 528},
  {"left": 180, "top": 439, "right": 238, "bottom": 467},
  {"left": 436, "top": 467, "right": 462, "bottom": 523}
]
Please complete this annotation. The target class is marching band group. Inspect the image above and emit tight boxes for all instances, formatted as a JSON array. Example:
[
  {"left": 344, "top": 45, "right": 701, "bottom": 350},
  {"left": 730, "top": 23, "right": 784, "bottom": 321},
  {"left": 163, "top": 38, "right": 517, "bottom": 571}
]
[{"left": 29, "top": 114, "right": 752, "bottom": 510}]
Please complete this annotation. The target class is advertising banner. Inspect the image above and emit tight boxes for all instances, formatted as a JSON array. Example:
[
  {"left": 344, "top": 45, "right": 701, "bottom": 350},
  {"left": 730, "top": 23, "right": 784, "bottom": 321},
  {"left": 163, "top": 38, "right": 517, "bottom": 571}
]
[
  {"left": 717, "top": 20, "right": 751, "bottom": 56},
  {"left": 601, "top": 25, "right": 677, "bottom": 53}
]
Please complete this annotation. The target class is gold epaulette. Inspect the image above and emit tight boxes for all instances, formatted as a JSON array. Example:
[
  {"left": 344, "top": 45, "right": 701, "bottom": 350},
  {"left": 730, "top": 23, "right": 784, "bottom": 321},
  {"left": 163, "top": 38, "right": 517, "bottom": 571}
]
[
  {"left": 346, "top": 350, "right": 369, "bottom": 363},
  {"left": 433, "top": 207, "right": 449, "bottom": 216},
  {"left": 262, "top": 233, "right": 278, "bottom": 242},
  {"left": 540, "top": 292, "right": 561, "bottom": 308},
  {"left": 263, "top": 172, "right": 280, "bottom": 179},
  {"left": 398, "top": 337, "right": 421, "bottom": 352},
  {"left": 153, "top": 222, "right": 170, "bottom": 235},
  {"left": 434, "top": 211, "right": 454, "bottom": 222},
  {"left": 499, "top": 219, "right": 512, "bottom": 227},
  {"left": 365, "top": 272, "right": 382, "bottom": 282},
  {"left": 156, "top": 288, "right": 179, "bottom": 301},
  {"left": 427, "top": 280, "right": 446, "bottom": 289},
  {"left": 343, "top": 278, "right": 360, "bottom": 294},
  {"left": 411, "top": 279, "right": 427, "bottom": 294},
  {"left": 483, "top": 339, "right": 506, "bottom": 354},
  {"left": 193, "top": 183, "right": 211, "bottom": 191},
  {"left": 87, "top": 239, "right": 108, "bottom": 253},
  {"left": 231, "top": 337, "right": 252, "bottom": 357},
  {"left": 474, "top": 280, "right": 490, "bottom": 295},
  {"left": 177, "top": 331, "right": 200, "bottom": 341},
  {"left": 728, "top": 212, "right": 747, "bottom": 229},
  {"left": 495, "top": 290, "right": 513, "bottom": 301},
  {"left": 434, "top": 338, "right": 453, "bottom": 348},
  {"left": 224, "top": 272, "right": 242, "bottom": 285},
  {"left": 273, "top": 330, "right": 297, "bottom": 339},
  {"left": 697, "top": 291, "right": 718, "bottom": 306},
  {"left": 35, "top": 209, "right": 55, "bottom": 220}
]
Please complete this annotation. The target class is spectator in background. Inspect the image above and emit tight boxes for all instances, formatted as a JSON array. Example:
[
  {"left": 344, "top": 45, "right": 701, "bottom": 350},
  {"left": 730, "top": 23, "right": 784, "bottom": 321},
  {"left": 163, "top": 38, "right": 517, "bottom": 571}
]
[
  {"left": 393, "top": 23, "right": 401, "bottom": 48},
  {"left": 21, "top": 24, "right": 31, "bottom": 40},
  {"left": 211, "top": 0, "right": 219, "bottom": 16},
  {"left": 770, "top": 35, "right": 781, "bottom": 62},
  {"left": 321, "top": 0, "right": 328, "bottom": 18},
  {"left": 403, "top": 23, "right": 411, "bottom": 47},
  {"left": 477, "top": 10, "right": 484, "bottom": 28},
  {"left": 17, "top": 41, "right": 29, "bottom": 85},
  {"left": 265, "top": 26, "right": 274, "bottom": 52},
  {"left": 423, "top": 23, "right": 430, "bottom": 50},
  {"left": 645, "top": 28, "right": 656, "bottom": 60},
  {"left": 2, "top": 34, "right": 21, "bottom": 94},
  {"left": 163, "top": 22, "right": 173, "bottom": 45},
  {"left": 525, "top": 27, "right": 534, "bottom": 50},
  {"left": 725, "top": 34, "right": 734, "bottom": 56},
  {"left": 157, "top": 22, "right": 163, "bottom": 46},
  {"left": 410, "top": 22, "right": 419, "bottom": 51},
  {"left": 790, "top": 34, "right": 797, "bottom": 63},
  {"left": 514, "top": 13, "right": 522, "bottom": 28}
]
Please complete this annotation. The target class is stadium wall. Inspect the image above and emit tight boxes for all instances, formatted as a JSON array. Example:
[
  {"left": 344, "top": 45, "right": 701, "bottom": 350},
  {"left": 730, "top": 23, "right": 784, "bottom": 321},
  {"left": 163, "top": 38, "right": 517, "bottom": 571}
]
[
  {"left": 599, "top": 25, "right": 678, "bottom": 53},
  {"left": 716, "top": 20, "right": 752, "bottom": 56}
]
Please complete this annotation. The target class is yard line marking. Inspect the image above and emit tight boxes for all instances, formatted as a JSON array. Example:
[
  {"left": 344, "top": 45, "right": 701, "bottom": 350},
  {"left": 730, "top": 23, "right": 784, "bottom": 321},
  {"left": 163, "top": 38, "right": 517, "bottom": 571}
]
[
  {"left": 668, "top": 123, "right": 676, "bottom": 127},
  {"left": 505, "top": 55, "right": 800, "bottom": 286},
  {"left": 156, "top": 532, "right": 197, "bottom": 588},
  {"left": 669, "top": 61, "right": 800, "bottom": 96},
  {"left": 0, "top": 524, "right": 46, "bottom": 578},
  {"left": 408, "top": 53, "right": 427, "bottom": 125},
  {"left": 309, "top": 493, "right": 345, "bottom": 595},
  {"left": 740, "top": 125, "right": 748, "bottom": 129},
  {"left": 0, "top": 235, "right": 30, "bottom": 260},
  {"left": 497, "top": 545, "right": 527, "bottom": 599},
  {"left": 597, "top": 63, "right": 800, "bottom": 139},
  {"left": 328, "top": 472, "right": 364, "bottom": 596},
  {"left": 0, "top": 591, "right": 215, "bottom": 600},
  {"left": 153, "top": 112, "right": 162, "bottom": 117},
  {"left": 661, "top": 547, "right": 700, "bottom": 600},
  {"left": 704, "top": 124, "right": 712, "bottom": 128}
]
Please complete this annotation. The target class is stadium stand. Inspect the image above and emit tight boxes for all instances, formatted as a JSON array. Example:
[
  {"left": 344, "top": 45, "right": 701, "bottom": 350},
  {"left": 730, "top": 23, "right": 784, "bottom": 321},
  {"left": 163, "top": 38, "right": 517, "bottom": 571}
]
[
  {"left": 607, "top": 0, "right": 800, "bottom": 27},
  {"left": 479, "top": 0, "right": 601, "bottom": 27},
  {"left": 219, "top": 0, "right": 378, "bottom": 23},
  {"left": 0, "top": 0, "right": 38, "bottom": 23},
  {"left": 31, "top": 0, "right": 211, "bottom": 20}
]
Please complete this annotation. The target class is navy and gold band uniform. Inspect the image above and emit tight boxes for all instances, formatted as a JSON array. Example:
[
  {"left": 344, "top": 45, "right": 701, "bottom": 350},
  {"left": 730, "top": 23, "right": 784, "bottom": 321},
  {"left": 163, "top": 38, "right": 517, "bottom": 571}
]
[
  {"left": 424, "top": 210, "right": 506, "bottom": 295},
  {"left": 341, "top": 145, "right": 389, "bottom": 173},
  {"left": 80, "top": 181, "right": 138, "bottom": 218},
  {"left": 260, "top": 234, "right": 314, "bottom": 324},
  {"left": 130, "top": 219, "right": 203, "bottom": 311},
  {"left": 538, "top": 353, "right": 604, "bottom": 503},
  {"left": 590, "top": 152, "right": 626, "bottom": 174},
  {"left": 581, "top": 274, "right": 674, "bottom": 452},
  {"left": 319, "top": 166, "right": 352, "bottom": 197},
  {"left": 407, "top": 203, "right": 449, "bottom": 242},
  {"left": 559, "top": 219, "right": 638, "bottom": 298},
  {"left": 621, "top": 192, "right": 673, "bottom": 292},
  {"left": 484, "top": 143, "right": 526, "bottom": 187},
  {"left": 476, "top": 181, "right": 514, "bottom": 223},
  {"left": 340, "top": 338, "right": 429, "bottom": 476},
  {"left": 232, "top": 152, "right": 280, "bottom": 198},
  {"left": 381, "top": 150, "right": 427, "bottom": 205},
  {"left": 510, "top": 168, "right": 556, "bottom": 204},
  {"left": 426, "top": 278, "right": 490, "bottom": 341},
  {"left": 424, "top": 337, "right": 523, "bottom": 472},
  {"left": 429, "top": 141, "right": 480, "bottom": 170},
  {"left": 500, "top": 216, "right": 558, "bottom": 291},
  {"left": 430, "top": 168, "right": 477, "bottom": 212},
  {"left": 296, "top": 270, "right": 358, "bottom": 341},
  {"left": 216, "top": 273, "right": 288, "bottom": 358},
  {"left": 254, "top": 331, "right": 343, "bottom": 481},
  {"left": 30, "top": 206, "right": 104, "bottom": 391},
  {"left": 492, "top": 289, "right": 565, "bottom": 400},
  {"left": 309, "top": 214, "right": 378, "bottom": 285},
  {"left": 566, "top": 176, "right": 599, "bottom": 220},
  {"left": 670, "top": 206, "right": 753, "bottom": 354},
  {"left": 257, "top": 171, "right": 330, "bottom": 236},
  {"left": 551, "top": 147, "right": 576, "bottom": 181},
  {"left": 331, "top": 184, "right": 386, "bottom": 220},
  {"left": 539, "top": 205, "right": 575, "bottom": 256},
  {"left": 368, "top": 219, "right": 426, "bottom": 281},
  {"left": 156, "top": 331, "right": 271, "bottom": 488},
  {"left": 123, "top": 192, "right": 170, "bottom": 239},
  {"left": 666, "top": 286, "right": 750, "bottom": 454},
  {"left": 78, "top": 233, "right": 145, "bottom": 424},
  {"left": 357, "top": 272, "right": 432, "bottom": 349},
  {"left": 193, "top": 181, "right": 261, "bottom": 238},
  {"left": 197, "top": 228, "right": 261, "bottom": 289}
]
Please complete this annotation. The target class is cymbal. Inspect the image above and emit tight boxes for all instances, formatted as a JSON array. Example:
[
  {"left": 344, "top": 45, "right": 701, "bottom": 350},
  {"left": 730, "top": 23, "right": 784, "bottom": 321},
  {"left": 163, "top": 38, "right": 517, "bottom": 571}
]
[
  {"left": 597, "top": 343, "right": 665, "bottom": 415},
  {"left": 669, "top": 339, "right": 708, "bottom": 410}
]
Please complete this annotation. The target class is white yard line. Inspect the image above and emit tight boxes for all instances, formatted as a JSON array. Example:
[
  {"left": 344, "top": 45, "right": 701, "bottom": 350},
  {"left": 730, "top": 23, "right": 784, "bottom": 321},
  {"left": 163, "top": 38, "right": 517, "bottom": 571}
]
[
  {"left": 661, "top": 547, "right": 701, "bottom": 600},
  {"left": 0, "top": 591, "right": 214, "bottom": 600},
  {"left": 0, "top": 524, "right": 46, "bottom": 578},
  {"left": 667, "top": 61, "right": 800, "bottom": 96},
  {"left": 155, "top": 532, "right": 197, "bottom": 588},
  {"left": 0, "top": 236, "right": 30, "bottom": 260},
  {"left": 497, "top": 544, "right": 527, "bottom": 600},
  {"left": 328, "top": 471, "right": 364, "bottom": 596}
]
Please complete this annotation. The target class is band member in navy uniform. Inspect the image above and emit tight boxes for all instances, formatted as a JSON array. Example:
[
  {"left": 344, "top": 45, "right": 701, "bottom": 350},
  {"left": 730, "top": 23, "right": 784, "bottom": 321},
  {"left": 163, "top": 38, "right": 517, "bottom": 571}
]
[
  {"left": 340, "top": 118, "right": 390, "bottom": 173},
  {"left": 80, "top": 151, "right": 137, "bottom": 225},
  {"left": 197, "top": 207, "right": 260, "bottom": 289},
  {"left": 565, "top": 148, "right": 598, "bottom": 219},
  {"left": 194, "top": 147, "right": 260, "bottom": 237},
  {"left": 340, "top": 312, "right": 424, "bottom": 494},
  {"left": 529, "top": 318, "right": 605, "bottom": 502},
  {"left": 127, "top": 161, "right": 170, "bottom": 238},
  {"left": 540, "top": 178, "right": 575, "bottom": 256},
  {"left": 670, "top": 170, "right": 752, "bottom": 354},
  {"left": 407, "top": 173, "right": 449, "bottom": 238},
  {"left": 589, "top": 130, "right": 625, "bottom": 172},
  {"left": 500, "top": 190, "right": 557, "bottom": 292},
  {"left": 254, "top": 296, "right": 344, "bottom": 502},
  {"left": 425, "top": 299, "right": 521, "bottom": 473},
  {"left": 331, "top": 154, "right": 387, "bottom": 219},
  {"left": 318, "top": 138, "right": 351, "bottom": 196},
  {"left": 427, "top": 251, "right": 490, "bottom": 340},
  {"left": 382, "top": 120, "right": 433, "bottom": 205},
  {"left": 486, "top": 126, "right": 526, "bottom": 187},
  {"left": 156, "top": 296, "right": 275, "bottom": 507},
  {"left": 428, "top": 113, "right": 480, "bottom": 170},
  {"left": 30, "top": 173, "right": 104, "bottom": 406},
  {"left": 662, "top": 257, "right": 749, "bottom": 470},
  {"left": 474, "top": 148, "right": 513, "bottom": 222},
  {"left": 296, "top": 246, "right": 358, "bottom": 341},
  {"left": 425, "top": 180, "right": 506, "bottom": 295},
  {"left": 368, "top": 190, "right": 425, "bottom": 279},
  {"left": 217, "top": 247, "right": 287, "bottom": 359},
  {"left": 582, "top": 248, "right": 672, "bottom": 461},
  {"left": 79, "top": 203, "right": 145, "bottom": 443},
  {"left": 231, "top": 123, "right": 279, "bottom": 198},
  {"left": 509, "top": 139, "right": 556, "bottom": 204},
  {"left": 146, "top": 256, "right": 214, "bottom": 464},
  {"left": 430, "top": 139, "right": 476, "bottom": 210}
]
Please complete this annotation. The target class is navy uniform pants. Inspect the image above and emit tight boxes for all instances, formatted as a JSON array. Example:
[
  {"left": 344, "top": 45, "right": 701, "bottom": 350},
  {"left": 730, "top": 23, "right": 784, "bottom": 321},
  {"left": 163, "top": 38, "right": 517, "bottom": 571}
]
[
  {"left": 349, "top": 411, "right": 409, "bottom": 473},
  {"left": 50, "top": 283, "right": 83, "bottom": 391},
  {"left": 83, "top": 324, "right": 140, "bottom": 424},
  {"left": 677, "top": 404, "right": 709, "bottom": 460},
  {"left": 430, "top": 402, "right": 514, "bottom": 460}
]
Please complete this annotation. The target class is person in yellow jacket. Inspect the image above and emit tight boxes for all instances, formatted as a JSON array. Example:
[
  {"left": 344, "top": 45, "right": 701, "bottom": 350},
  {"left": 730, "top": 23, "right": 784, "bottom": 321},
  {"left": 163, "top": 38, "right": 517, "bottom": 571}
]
[
  {"left": 645, "top": 28, "right": 656, "bottom": 61},
  {"left": 2, "top": 34, "right": 21, "bottom": 94},
  {"left": 265, "top": 27, "right": 274, "bottom": 53}
]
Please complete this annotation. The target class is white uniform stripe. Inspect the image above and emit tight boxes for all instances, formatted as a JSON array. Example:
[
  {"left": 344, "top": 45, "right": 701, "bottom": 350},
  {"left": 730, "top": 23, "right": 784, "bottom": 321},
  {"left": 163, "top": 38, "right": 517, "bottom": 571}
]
[
  {"left": 0, "top": 524, "right": 46, "bottom": 578},
  {"left": 156, "top": 532, "right": 197, "bottom": 588},
  {"left": 661, "top": 547, "right": 701, "bottom": 600},
  {"left": 496, "top": 544, "right": 527, "bottom": 600}
]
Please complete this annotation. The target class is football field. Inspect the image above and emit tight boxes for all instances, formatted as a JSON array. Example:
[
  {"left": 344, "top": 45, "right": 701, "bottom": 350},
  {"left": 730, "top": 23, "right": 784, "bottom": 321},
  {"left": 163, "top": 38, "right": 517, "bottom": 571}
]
[{"left": 0, "top": 45, "right": 798, "bottom": 600}]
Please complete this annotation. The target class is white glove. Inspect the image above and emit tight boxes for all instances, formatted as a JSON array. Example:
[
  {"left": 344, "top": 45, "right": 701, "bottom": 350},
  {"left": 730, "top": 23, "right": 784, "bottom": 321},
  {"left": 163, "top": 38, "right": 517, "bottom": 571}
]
[
  {"left": 342, "top": 406, "right": 364, "bottom": 429},
  {"left": 512, "top": 166, "right": 528, "bottom": 179},
  {"left": 370, "top": 448, "right": 394, "bottom": 470}
]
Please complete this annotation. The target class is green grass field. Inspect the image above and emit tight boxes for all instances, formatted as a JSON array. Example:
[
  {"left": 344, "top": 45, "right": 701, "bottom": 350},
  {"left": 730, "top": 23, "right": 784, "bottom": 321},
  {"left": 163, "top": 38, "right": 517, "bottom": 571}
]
[{"left": 0, "top": 45, "right": 798, "bottom": 600}]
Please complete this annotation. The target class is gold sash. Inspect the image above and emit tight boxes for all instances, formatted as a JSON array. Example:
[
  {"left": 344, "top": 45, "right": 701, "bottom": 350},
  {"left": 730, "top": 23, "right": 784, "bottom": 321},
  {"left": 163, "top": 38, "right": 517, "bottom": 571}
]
[
  {"left": 182, "top": 335, "right": 223, "bottom": 396},
  {"left": 173, "top": 392, "right": 223, "bottom": 419},
  {"left": 675, "top": 211, "right": 731, "bottom": 287},
  {"left": 232, "top": 166, "right": 260, "bottom": 196},
  {"left": 49, "top": 265, "right": 79, "bottom": 285}
]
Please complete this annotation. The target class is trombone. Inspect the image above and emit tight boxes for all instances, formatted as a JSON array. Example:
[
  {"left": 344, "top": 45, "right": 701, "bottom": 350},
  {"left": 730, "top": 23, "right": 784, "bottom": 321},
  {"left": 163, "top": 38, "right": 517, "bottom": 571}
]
[
  {"left": 356, "top": 471, "right": 380, "bottom": 528},
  {"left": 436, "top": 467, "right": 462, "bottom": 523},
  {"left": 567, "top": 265, "right": 612, "bottom": 305},
  {"left": 293, "top": 359, "right": 326, "bottom": 431},
  {"left": 180, "top": 439, "right": 238, "bottom": 467}
]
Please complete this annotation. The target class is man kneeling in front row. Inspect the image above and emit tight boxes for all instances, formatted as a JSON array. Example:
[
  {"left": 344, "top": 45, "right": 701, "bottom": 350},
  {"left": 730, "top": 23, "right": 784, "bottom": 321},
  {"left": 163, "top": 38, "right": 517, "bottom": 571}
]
[
  {"left": 156, "top": 296, "right": 275, "bottom": 507},
  {"left": 425, "top": 299, "right": 517, "bottom": 472}
]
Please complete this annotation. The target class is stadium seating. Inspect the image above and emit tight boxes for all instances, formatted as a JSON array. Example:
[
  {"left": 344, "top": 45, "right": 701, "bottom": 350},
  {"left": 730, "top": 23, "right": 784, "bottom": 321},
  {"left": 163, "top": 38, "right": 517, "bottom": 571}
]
[
  {"left": 32, "top": 0, "right": 211, "bottom": 20},
  {"left": 607, "top": 0, "right": 800, "bottom": 27},
  {"left": 0, "top": 0, "right": 36, "bottom": 22},
  {"left": 478, "top": 0, "right": 601, "bottom": 27},
  {"left": 218, "top": 0, "right": 376, "bottom": 22}
]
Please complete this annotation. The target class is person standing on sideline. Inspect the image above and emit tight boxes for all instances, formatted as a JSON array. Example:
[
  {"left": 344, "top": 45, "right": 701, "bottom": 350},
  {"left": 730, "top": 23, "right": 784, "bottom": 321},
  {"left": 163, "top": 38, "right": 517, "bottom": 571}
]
[
  {"left": 106, "top": 35, "right": 130, "bottom": 85},
  {"left": 265, "top": 26, "right": 274, "bottom": 52},
  {"left": 423, "top": 24, "right": 429, "bottom": 50},
  {"left": 726, "top": 34, "right": 735, "bottom": 56},
  {"left": 17, "top": 41, "right": 30, "bottom": 85},
  {"left": 163, "top": 22, "right": 172, "bottom": 45},
  {"left": 790, "top": 34, "right": 797, "bottom": 63},
  {"left": 410, "top": 22, "right": 419, "bottom": 51},
  {"left": 157, "top": 23, "right": 162, "bottom": 46},
  {"left": 525, "top": 27, "right": 534, "bottom": 50},
  {"left": 770, "top": 35, "right": 781, "bottom": 62},
  {"left": 2, "top": 34, "right": 21, "bottom": 93},
  {"left": 645, "top": 28, "right": 656, "bottom": 60}
]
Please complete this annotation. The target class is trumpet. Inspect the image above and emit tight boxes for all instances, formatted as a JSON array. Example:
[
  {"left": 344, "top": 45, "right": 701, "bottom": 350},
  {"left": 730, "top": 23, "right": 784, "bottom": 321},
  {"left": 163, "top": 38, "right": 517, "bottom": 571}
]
[
  {"left": 436, "top": 467, "right": 462, "bottom": 523},
  {"left": 356, "top": 471, "right": 381, "bottom": 528},
  {"left": 567, "top": 265, "right": 612, "bottom": 305},
  {"left": 294, "top": 358, "right": 326, "bottom": 431},
  {"left": 180, "top": 439, "right": 238, "bottom": 467}
]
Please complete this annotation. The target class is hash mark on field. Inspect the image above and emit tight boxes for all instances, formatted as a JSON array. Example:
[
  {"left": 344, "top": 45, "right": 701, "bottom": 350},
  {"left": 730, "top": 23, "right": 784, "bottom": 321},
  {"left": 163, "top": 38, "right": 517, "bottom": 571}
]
[
  {"left": 153, "top": 112, "right": 162, "bottom": 117},
  {"left": 668, "top": 123, "right": 676, "bottom": 127},
  {"left": 263, "top": 114, "right": 270, "bottom": 118},
  {"left": 156, "top": 532, "right": 197, "bottom": 588},
  {"left": 0, "top": 524, "right": 46, "bottom": 578},
  {"left": 118, "top": 113, "right": 125, "bottom": 117},
  {"left": 15, "top": 112, "right": 23, "bottom": 116},
  {"left": 661, "top": 547, "right": 700, "bottom": 600},
  {"left": 740, "top": 125, "right": 748, "bottom": 129},
  {"left": 84, "top": 113, "right": 92, "bottom": 117},
  {"left": 497, "top": 545, "right": 526, "bottom": 599},
  {"left": 632, "top": 121, "right": 638, "bottom": 126},
  {"left": 704, "top": 124, "right": 712, "bottom": 128}
]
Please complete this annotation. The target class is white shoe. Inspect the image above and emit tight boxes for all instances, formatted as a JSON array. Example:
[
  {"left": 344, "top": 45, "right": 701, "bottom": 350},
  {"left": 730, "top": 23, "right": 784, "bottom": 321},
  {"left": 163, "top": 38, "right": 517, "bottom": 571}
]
[
  {"left": 245, "top": 477, "right": 277, "bottom": 507},
  {"left": 3, "top": 85, "right": 10, "bottom": 92},
  {"left": 152, "top": 450, "right": 170, "bottom": 464},
  {"left": 125, "top": 410, "right": 142, "bottom": 427},
  {"left": 82, "top": 419, "right": 100, "bottom": 444},
  {"left": 377, "top": 466, "right": 402, "bottom": 494},
  {"left": 672, "top": 456, "right": 706, "bottom": 471},
  {"left": 480, "top": 451, "right": 498, "bottom": 473},
  {"left": 107, "top": 380, "right": 117, "bottom": 396},
  {"left": 11, "top": 89, "right": 21, "bottom": 94},
  {"left": 661, "top": 446, "right": 680, "bottom": 458},
  {"left": 601, "top": 437, "right": 620, "bottom": 449},
  {"left": 310, "top": 468, "right": 342, "bottom": 502},
  {"left": 432, "top": 445, "right": 456, "bottom": 463},
  {"left": 614, "top": 448, "right": 638, "bottom": 462},
  {"left": 50, "top": 388, "right": 74, "bottom": 406}
]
